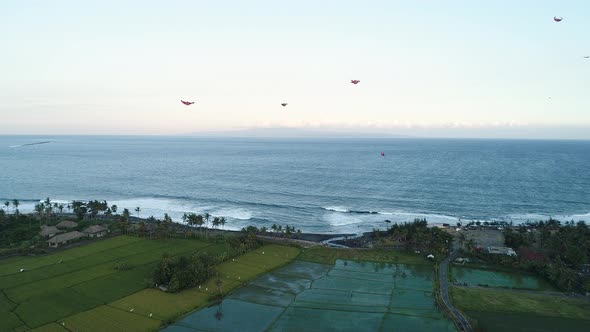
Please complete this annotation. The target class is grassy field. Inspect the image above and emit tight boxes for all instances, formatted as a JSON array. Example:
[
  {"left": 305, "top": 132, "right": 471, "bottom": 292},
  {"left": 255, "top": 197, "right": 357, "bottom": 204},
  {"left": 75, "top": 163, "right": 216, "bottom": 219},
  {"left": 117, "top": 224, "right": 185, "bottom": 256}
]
[
  {"left": 0, "top": 236, "right": 302, "bottom": 331},
  {"left": 57, "top": 305, "right": 161, "bottom": 332},
  {"left": 465, "top": 310, "right": 590, "bottom": 332},
  {"left": 0, "top": 235, "right": 223, "bottom": 330},
  {"left": 0, "top": 236, "right": 143, "bottom": 276},
  {"left": 450, "top": 286, "right": 590, "bottom": 320},
  {"left": 111, "top": 245, "right": 300, "bottom": 324},
  {"left": 29, "top": 323, "right": 68, "bottom": 332},
  {"left": 297, "top": 246, "right": 432, "bottom": 265}
]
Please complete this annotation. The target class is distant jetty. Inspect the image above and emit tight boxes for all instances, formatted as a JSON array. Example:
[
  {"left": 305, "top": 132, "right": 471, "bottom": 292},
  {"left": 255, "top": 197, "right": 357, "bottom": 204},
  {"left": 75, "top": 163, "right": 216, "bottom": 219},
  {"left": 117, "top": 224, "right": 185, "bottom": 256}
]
[{"left": 10, "top": 141, "right": 51, "bottom": 148}]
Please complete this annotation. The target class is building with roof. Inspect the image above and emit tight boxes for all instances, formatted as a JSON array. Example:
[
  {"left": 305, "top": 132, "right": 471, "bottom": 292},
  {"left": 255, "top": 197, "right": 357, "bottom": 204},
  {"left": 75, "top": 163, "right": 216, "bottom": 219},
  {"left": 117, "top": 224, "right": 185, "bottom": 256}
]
[
  {"left": 487, "top": 246, "right": 517, "bottom": 256},
  {"left": 83, "top": 225, "right": 109, "bottom": 238},
  {"left": 56, "top": 220, "right": 78, "bottom": 229},
  {"left": 39, "top": 225, "right": 63, "bottom": 238},
  {"left": 47, "top": 231, "right": 85, "bottom": 248}
]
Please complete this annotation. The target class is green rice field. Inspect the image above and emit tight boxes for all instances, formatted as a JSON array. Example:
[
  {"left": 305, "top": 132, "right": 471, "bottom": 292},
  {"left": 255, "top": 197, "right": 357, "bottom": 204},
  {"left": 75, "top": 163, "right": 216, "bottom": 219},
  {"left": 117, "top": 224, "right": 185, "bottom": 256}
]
[
  {"left": 164, "top": 259, "right": 456, "bottom": 332},
  {"left": 465, "top": 310, "right": 590, "bottom": 332},
  {"left": 451, "top": 287, "right": 590, "bottom": 332},
  {"left": 451, "top": 266, "right": 555, "bottom": 290},
  {"left": 0, "top": 235, "right": 263, "bottom": 331}
]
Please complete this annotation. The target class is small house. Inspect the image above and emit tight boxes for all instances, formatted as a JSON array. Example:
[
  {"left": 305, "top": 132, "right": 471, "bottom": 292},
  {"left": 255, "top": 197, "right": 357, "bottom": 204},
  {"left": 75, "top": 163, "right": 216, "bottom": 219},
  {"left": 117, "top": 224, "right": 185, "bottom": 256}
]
[
  {"left": 47, "top": 231, "right": 85, "bottom": 248},
  {"left": 39, "top": 225, "right": 63, "bottom": 238},
  {"left": 83, "top": 225, "right": 109, "bottom": 238},
  {"left": 56, "top": 220, "right": 78, "bottom": 229}
]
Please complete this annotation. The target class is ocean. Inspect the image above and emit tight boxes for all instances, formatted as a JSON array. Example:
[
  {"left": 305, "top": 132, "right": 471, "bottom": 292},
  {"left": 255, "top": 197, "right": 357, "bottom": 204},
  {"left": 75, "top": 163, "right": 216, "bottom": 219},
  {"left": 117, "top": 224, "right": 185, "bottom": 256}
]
[{"left": 1, "top": 136, "right": 589, "bottom": 234}]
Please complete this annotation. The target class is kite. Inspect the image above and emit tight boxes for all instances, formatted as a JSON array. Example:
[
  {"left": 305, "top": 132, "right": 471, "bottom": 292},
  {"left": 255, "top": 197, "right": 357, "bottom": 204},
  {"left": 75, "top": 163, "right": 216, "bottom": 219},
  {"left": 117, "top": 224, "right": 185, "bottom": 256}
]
[
  {"left": 584, "top": 56, "right": 590, "bottom": 59},
  {"left": 281, "top": 103, "right": 288, "bottom": 107},
  {"left": 181, "top": 100, "right": 195, "bottom": 106},
  {"left": 350, "top": 80, "right": 360, "bottom": 84},
  {"left": 380, "top": 152, "right": 385, "bottom": 157},
  {"left": 553, "top": 16, "right": 562, "bottom": 22}
]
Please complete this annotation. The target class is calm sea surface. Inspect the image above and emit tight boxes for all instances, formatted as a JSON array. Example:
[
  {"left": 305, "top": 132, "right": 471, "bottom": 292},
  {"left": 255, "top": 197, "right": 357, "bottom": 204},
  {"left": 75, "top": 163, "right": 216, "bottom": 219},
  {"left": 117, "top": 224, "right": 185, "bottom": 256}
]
[{"left": 1, "top": 136, "right": 589, "bottom": 234}]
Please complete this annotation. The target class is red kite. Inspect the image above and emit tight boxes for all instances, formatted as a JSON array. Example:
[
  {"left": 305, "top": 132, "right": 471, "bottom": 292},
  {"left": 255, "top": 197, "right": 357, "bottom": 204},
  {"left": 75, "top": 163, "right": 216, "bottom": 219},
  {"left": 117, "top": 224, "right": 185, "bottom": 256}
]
[
  {"left": 553, "top": 16, "right": 562, "bottom": 22},
  {"left": 350, "top": 80, "right": 360, "bottom": 85},
  {"left": 181, "top": 100, "right": 194, "bottom": 106}
]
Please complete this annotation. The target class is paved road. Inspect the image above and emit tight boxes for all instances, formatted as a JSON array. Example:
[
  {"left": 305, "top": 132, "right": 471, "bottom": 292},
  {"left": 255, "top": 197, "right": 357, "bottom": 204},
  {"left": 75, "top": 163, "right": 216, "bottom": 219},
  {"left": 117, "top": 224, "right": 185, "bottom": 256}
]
[{"left": 439, "top": 250, "right": 473, "bottom": 332}]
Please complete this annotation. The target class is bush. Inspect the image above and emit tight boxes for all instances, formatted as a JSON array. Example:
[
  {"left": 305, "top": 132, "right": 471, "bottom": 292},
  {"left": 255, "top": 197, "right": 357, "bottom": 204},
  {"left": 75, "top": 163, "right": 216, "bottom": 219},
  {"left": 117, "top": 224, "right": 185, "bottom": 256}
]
[{"left": 152, "top": 252, "right": 218, "bottom": 293}]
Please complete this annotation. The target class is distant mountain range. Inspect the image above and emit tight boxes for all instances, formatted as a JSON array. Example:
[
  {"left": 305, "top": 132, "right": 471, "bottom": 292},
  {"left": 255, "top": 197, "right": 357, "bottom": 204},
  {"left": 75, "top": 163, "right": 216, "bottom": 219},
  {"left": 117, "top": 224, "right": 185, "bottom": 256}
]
[{"left": 186, "top": 126, "right": 590, "bottom": 140}]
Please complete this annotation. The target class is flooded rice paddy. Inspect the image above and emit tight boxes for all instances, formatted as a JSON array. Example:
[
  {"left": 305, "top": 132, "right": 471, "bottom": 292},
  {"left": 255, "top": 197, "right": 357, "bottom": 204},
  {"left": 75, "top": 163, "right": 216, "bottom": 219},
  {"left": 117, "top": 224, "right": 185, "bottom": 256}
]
[{"left": 163, "top": 260, "right": 456, "bottom": 332}]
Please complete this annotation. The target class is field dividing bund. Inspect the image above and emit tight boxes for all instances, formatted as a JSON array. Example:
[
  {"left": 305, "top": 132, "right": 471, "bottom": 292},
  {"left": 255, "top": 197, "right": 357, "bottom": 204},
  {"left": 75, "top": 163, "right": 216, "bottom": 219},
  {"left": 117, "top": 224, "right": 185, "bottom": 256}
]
[
  {"left": 0, "top": 235, "right": 224, "bottom": 330},
  {"left": 164, "top": 259, "right": 457, "bottom": 332}
]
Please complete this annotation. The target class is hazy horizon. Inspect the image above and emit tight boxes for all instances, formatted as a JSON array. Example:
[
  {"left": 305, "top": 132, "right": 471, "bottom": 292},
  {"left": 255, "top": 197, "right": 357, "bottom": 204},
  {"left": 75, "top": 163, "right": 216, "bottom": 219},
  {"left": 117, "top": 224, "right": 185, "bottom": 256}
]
[
  {"left": 1, "top": 0, "right": 589, "bottom": 138},
  {"left": 3, "top": 125, "right": 590, "bottom": 140}
]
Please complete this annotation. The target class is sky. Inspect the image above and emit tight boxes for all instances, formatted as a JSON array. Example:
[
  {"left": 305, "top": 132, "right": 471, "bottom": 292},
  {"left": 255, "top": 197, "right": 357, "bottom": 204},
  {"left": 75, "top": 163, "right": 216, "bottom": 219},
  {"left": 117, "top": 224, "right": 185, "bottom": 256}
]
[{"left": 1, "top": 0, "right": 589, "bottom": 138}]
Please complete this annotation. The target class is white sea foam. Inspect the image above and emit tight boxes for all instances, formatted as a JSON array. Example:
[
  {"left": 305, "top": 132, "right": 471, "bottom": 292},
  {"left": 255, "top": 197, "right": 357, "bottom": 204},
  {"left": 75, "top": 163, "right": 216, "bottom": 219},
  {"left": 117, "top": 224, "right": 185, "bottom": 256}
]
[
  {"left": 322, "top": 206, "right": 350, "bottom": 213},
  {"left": 507, "top": 212, "right": 590, "bottom": 223},
  {"left": 323, "top": 213, "right": 363, "bottom": 227},
  {"left": 211, "top": 208, "right": 252, "bottom": 220},
  {"left": 9, "top": 195, "right": 589, "bottom": 234}
]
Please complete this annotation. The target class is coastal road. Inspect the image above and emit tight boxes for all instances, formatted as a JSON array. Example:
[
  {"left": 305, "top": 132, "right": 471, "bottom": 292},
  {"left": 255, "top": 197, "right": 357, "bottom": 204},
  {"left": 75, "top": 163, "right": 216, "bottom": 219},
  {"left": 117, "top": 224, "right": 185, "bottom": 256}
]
[{"left": 439, "top": 250, "right": 473, "bottom": 332}]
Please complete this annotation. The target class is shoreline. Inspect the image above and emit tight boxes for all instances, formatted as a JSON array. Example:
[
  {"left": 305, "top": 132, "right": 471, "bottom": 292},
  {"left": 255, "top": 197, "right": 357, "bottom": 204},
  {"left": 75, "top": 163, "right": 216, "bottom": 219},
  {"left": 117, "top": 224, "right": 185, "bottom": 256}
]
[{"left": 7, "top": 203, "right": 590, "bottom": 234}]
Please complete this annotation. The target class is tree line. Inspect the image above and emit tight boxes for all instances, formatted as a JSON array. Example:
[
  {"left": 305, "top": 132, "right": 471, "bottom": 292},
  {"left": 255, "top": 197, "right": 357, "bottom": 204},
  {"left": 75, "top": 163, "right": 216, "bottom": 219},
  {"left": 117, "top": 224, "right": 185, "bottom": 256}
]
[
  {"left": 502, "top": 219, "right": 590, "bottom": 292},
  {"left": 385, "top": 218, "right": 453, "bottom": 255}
]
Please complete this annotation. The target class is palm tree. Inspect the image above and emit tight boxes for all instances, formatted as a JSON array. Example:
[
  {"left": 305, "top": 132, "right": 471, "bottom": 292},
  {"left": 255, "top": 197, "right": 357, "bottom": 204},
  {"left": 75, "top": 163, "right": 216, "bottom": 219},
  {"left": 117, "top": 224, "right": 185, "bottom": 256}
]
[
  {"left": 220, "top": 217, "right": 226, "bottom": 230},
  {"left": 12, "top": 199, "right": 19, "bottom": 216},
  {"left": 122, "top": 208, "right": 130, "bottom": 222},
  {"left": 44, "top": 204, "right": 53, "bottom": 224},
  {"left": 135, "top": 207, "right": 141, "bottom": 219},
  {"left": 204, "top": 213, "right": 210, "bottom": 237},
  {"left": 58, "top": 204, "right": 64, "bottom": 215},
  {"left": 195, "top": 214, "right": 204, "bottom": 231},
  {"left": 43, "top": 198, "right": 51, "bottom": 220},
  {"left": 66, "top": 203, "right": 71, "bottom": 213},
  {"left": 34, "top": 203, "right": 44, "bottom": 226},
  {"left": 3, "top": 201, "right": 9, "bottom": 214},
  {"left": 457, "top": 232, "right": 466, "bottom": 250},
  {"left": 204, "top": 213, "right": 210, "bottom": 229},
  {"left": 111, "top": 205, "right": 118, "bottom": 215},
  {"left": 212, "top": 217, "right": 220, "bottom": 230}
]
